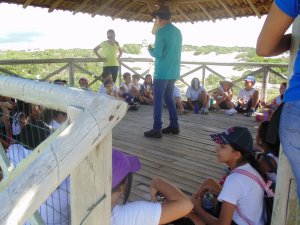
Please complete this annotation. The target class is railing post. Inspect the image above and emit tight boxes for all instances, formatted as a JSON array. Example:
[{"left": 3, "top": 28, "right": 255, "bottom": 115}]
[
  {"left": 261, "top": 66, "right": 269, "bottom": 102},
  {"left": 70, "top": 132, "right": 112, "bottom": 225},
  {"left": 68, "top": 59, "right": 75, "bottom": 87},
  {"left": 202, "top": 65, "right": 206, "bottom": 88}
]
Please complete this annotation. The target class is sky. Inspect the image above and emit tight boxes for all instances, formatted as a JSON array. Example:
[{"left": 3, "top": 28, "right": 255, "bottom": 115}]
[{"left": 0, "top": 3, "right": 268, "bottom": 50}]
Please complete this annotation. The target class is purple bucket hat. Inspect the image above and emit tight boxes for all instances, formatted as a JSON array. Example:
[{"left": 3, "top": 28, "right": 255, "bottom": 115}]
[{"left": 112, "top": 149, "right": 141, "bottom": 188}]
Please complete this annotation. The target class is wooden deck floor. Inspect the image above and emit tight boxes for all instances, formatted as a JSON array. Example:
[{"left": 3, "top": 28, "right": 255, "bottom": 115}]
[{"left": 112, "top": 105, "right": 259, "bottom": 201}]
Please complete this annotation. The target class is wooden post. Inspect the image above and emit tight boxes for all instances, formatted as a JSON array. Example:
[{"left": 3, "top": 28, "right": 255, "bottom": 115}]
[
  {"left": 69, "top": 59, "right": 75, "bottom": 87},
  {"left": 71, "top": 132, "right": 112, "bottom": 225},
  {"left": 271, "top": 17, "right": 300, "bottom": 225},
  {"left": 261, "top": 66, "right": 270, "bottom": 102},
  {"left": 202, "top": 65, "right": 206, "bottom": 88}
]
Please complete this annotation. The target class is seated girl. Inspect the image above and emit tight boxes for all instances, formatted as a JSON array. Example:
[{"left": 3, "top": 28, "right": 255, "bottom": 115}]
[
  {"left": 111, "top": 149, "right": 193, "bottom": 225},
  {"left": 143, "top": 74, "right": 154, "bottom": 104},
  {"left": 131, "top": 74, "right": 150, "bottom": 104},
  {"left": 78, "top": 77, "right": 92, "bottom": 91},
  {"left": 213, "top": 78, "right": 237, "bottom": 116},
  {"left": 189, "top": 126, "right": 271, "bottom": 225},
  {"left": 186, "top": 77, "right": 209, "bottom": 114},
  {"left": 256, "top": 121, "right": 279, "bottom": 190},
  {"left": 259, "top": 82, "right": 287, "bottom": 120}
]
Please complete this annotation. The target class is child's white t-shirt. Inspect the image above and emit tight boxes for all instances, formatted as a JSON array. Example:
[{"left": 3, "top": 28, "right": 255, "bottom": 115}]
[
  {"left": 7, "top": 144, "right": 71, "bottom": 225},
  {"left": 120, "top": 82, "right": 133, "bottom": 94},
  {"left": 173, "top": 86, "right": 182, "bottom": 100},
  {"left": 112, "top": 201, "right": 161, "bottom": 225},
  {"left": 237, "top": 88, "right": 256, "bottom": 102},
  {"left": 186, "top": 86, "right": 205, "bottom": 101},
  {"left": 218, "top": 163, "right": 265, "bottom": 225}
]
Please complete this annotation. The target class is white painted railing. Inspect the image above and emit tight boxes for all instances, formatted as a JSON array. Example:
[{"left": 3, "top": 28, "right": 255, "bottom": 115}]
[{"left": 0, "top": 75, "right": 127, "bottom": 224}]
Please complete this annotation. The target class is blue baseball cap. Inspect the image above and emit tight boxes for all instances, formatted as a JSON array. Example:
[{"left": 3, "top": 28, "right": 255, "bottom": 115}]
[
  {"left": 210, "top": 126, "right": 254, "bottom": 153},
  {"left": 244, "top": 76, "right": 256, "bottom": 85}
]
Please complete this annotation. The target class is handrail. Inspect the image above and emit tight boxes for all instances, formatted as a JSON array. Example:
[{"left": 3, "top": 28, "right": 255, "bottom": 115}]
[{"left": 0, "top": 75, "right": 128, "bottom": 224}]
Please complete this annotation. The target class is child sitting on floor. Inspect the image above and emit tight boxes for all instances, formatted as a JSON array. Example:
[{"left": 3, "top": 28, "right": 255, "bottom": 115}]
[
  {"left": 143, "top": 74, "right": 154, "bottom": 104},
  {"left": 131, "top": 74, "right": 150, "bottom": 104},
  {"left": 255, "top": 121, "right": 279, "bottom": 190},
  {"left": 98, "top": 71, "right": 119, "bottom": 97},
  {"left": 189, "top": 126, "right": 271, "bottom": 225},
  {"left": 235, "top": 76, "right": 260, "bottom": 117},
  {"left": 186, "top": 77, "right": 209, "bottom": 114}
]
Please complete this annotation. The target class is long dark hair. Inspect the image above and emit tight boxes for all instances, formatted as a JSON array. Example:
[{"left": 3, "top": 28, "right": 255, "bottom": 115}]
[
  {"left": 112, "top": 173, "right": 133, "bottom": 204},
  {"left": 230, "top": 143, "right": 268, "bottom": 182},
  {"left": 258, "top": 121, "right": 280, "bottom": 157}
]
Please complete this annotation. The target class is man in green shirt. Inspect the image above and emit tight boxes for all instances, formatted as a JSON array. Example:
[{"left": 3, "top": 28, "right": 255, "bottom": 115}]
[{"left": 144, "top": 5, "right": 182, "bottom": 138}]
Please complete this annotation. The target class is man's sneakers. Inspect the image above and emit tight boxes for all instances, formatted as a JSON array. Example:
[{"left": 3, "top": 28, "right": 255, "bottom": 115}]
[
  {"left": 162, "top": 126, "right": 180, "bottom": 135},
  {"left": 144, "top": 130, "right": 162, "bottom": 138},
  {"left": 225, "top": 108, "right": 237, "bottom": 116},
  {"left": 246, "top": 108, "right": 255, "bottom": 117}
]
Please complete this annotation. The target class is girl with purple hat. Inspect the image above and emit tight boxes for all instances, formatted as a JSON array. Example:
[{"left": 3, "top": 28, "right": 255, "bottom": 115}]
[{"left": 111, "top": 149, "right": 193, "bottom": 225}]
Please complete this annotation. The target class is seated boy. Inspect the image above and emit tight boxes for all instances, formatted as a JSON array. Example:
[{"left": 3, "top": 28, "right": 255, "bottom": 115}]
[
  {"left": 98, "top": 71, "right": 119, "bottom": 97},
  {"left": 173, "top": 86, "right": 187, "bottom": 115},
  {"left": 186, "top": 77, "right": 209, "bottom": 114},
  {"left": 235, "top": 76, "right": 260, "bottom": 117}
]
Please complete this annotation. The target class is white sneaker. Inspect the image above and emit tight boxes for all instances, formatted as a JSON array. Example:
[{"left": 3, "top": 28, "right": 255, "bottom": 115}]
[
  {"left": 201, "top": 108, "right": 209, "bottom": 115},
  {"left": 225, "top": 108, "right": 237, "bottom": 116}
]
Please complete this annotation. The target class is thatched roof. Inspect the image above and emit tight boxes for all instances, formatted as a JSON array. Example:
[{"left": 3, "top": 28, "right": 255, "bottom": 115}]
[{"left": 2, "top": 0, "right": 273, "bottom": 23}]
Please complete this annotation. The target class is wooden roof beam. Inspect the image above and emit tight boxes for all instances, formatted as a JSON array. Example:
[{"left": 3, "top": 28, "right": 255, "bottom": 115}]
[
  {"left": 245, "top": 0, "right": 261, "bottom": 18},
  {"left": 92, "top": 0, "right": 113, "bottom": 17},
  {"left": 48, "top": 0, "right": 65, "bottom": 13},
  {"left": 217, "top": 0, "right": 236, "bottom": 20},
  {"left": 196, "top": 3, "right": 216, "bottom": 22},
  {"left": 73, "top": 0, "right": 90, "bottom": 15},
  {"left": 23, "top": 0, "right": 34, "bottom": 8},
  {"left": 176, "top": 7, "right": 193, "bottom": 23},
  {"left": 112, "top": 2, "right": 135, "bottom": 20}
]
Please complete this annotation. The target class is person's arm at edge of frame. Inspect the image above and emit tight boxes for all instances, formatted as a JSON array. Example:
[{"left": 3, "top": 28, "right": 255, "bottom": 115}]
[
  {"left": 149, "top": 177, "right": 193, "bottom": 225},
  {"left": 256, "top": 2, "right": 294, "bottom": 57}
]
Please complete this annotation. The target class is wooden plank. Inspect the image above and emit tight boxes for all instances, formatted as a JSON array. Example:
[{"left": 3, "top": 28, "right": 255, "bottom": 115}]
[{"left": 71, "top": 132, "right": 112, "bottom": 225}]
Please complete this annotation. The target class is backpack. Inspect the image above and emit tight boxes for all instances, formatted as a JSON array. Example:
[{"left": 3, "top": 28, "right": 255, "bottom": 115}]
[{"left": 232, "top": 169, "right": 274, "bottom": 225}]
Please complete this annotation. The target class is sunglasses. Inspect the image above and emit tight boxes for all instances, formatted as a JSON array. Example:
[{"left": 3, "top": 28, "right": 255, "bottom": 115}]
[{"left": 108, "top": 36, "right": 114, "bottom": 39}]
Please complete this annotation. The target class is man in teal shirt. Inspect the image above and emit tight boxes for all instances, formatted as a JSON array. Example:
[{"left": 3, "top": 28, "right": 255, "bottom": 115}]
[{"left": 144, "top": 5, "right": 182, "bottom": 138}]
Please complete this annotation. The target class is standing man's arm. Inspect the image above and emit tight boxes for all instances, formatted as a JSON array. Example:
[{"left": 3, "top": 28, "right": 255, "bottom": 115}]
[{"left": 148, "top": 32, "right": 164, "bottom": 58}]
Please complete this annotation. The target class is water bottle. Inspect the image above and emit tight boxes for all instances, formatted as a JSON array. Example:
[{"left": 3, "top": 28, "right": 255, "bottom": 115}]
[
  {"left": 194, "top": 102, "right": 200, "bottom": 114},
  {"left": 209, "top": 97, "right": 214, "bottom": 108},
  {"left": 263, "top": 111, "right": 268, "bottom": 121},
  {"left": 202, "top": 192, "right": 214, "bottom": 214}
]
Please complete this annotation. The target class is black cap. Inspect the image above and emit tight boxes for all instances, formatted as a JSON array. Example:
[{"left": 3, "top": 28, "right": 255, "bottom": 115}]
[{"left": 210, "top": 126, "right": 253, "bottom": 153}]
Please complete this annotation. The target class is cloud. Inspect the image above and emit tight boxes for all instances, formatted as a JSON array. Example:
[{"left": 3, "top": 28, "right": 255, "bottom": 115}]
[{"left": 0, "top": 32, "right": 43, "bottom": 43}]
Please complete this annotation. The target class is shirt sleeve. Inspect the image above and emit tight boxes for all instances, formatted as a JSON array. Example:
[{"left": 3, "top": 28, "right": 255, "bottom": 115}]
[
  {"left": 112, "top": 201, "right": 161, "bottom": 225},
  {"left": 218, "top": 175, "right": 244, "bottom": 206},
  {"left": 275, "top": 0, "right": 299, "bottom": 18},
  {"left": 149, "top": 30, "right": 164, "bottom": 59},
  {"left": 186, "top": 87, "right": 192, "bottom": 99}
]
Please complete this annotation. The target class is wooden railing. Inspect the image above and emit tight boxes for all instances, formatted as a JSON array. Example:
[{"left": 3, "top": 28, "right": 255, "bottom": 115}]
[
  {"left": 0, "top": 75, "right": 127, "bottom": 224},
  {"left": 0, "top": 58, "right": 288, "bottom": 102}
]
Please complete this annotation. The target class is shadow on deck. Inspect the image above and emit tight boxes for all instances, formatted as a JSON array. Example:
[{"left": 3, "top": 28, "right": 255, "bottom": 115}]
[{"left": 112, "top": 105, "right": 260, "bottom": 201}]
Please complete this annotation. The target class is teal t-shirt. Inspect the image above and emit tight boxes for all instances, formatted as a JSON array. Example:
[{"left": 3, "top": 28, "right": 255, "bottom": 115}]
[
  {"left": 148, "top": 23, "right": 182, "bottom": 80},
  {"left": 275, "top": 0, "right": 300, "bottom": 102}
]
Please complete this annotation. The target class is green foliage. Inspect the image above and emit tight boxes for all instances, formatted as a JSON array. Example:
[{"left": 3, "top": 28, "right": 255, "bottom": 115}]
[{"left": 122, "top": 44, "right": 142, "bottom": 54}]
